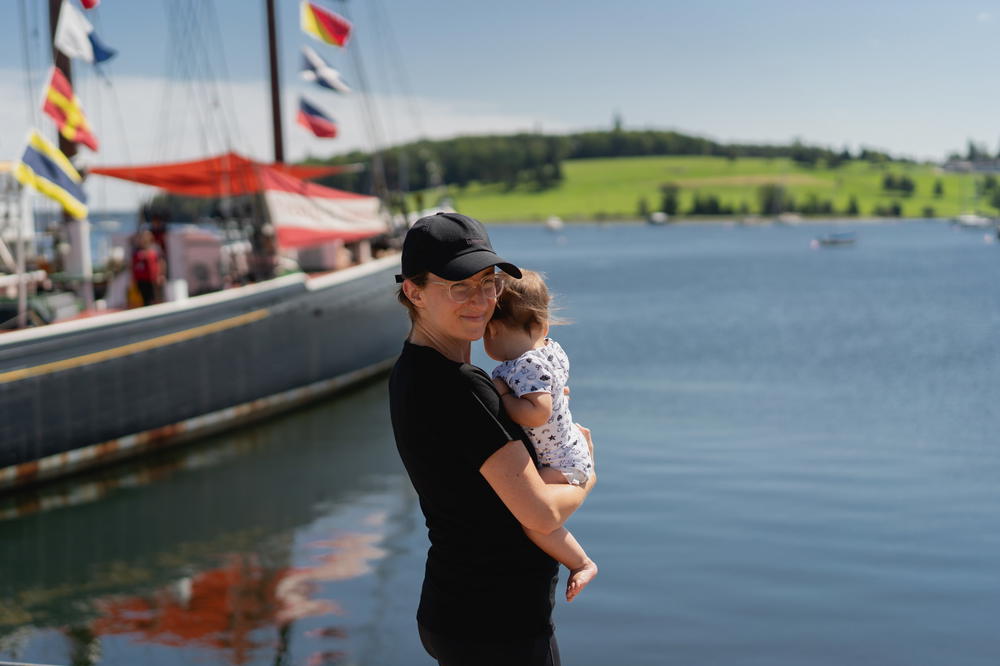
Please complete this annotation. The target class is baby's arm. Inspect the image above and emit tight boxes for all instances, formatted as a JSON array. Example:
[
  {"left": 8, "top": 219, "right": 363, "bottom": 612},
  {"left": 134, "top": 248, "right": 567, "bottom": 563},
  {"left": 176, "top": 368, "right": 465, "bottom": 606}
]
[{"left": 492, "top": 377, "right": 552, "bottom": 428}]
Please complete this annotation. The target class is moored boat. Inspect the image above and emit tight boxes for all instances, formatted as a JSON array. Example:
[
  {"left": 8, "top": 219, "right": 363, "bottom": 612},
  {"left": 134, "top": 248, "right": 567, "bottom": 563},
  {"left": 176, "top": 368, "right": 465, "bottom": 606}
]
[
  {"left": 810, "top": 231, "right": 857, "bottom": 248},
  {"left": 0, "top": 254, "right": 406, "bottom": 490},
  {"left": 0, "top": 1, "right": 411, "bottom": 491},
  {"left": 952, "top": 213, "right": 994, "bottom": 228}
]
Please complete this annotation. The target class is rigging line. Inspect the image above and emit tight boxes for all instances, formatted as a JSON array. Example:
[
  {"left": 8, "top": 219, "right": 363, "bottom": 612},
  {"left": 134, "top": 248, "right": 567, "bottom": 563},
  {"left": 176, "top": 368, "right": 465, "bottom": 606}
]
[
  {"left": 365, "top": 0, "right": 401, "bottom": 151},
  {"left": 80, "top": 65, "right": 110, "bottom": 211},
  {"left": 187, "top": 0, "right": 234, "bottom": 157},
  {"left": 185, "top": 0, "right": 227, "bottom": 153},
  {"left": 103, "top": 77, "right": 134, "bottom": 166},
  {"left": 160, "top": 2, "right": 186, "bottom": 160},
  {"left": 366, "top": 0, "right": 422, "bottom": 196},
  {"left": 194, "top": 5, "right": 232, "bottom": 154},
  {"left": 195, "top": 0, "right": 241, "bottom": 157},
  {"left": 17, "top": 0, "right": 41, "bottom": 132},
  {"left": 173, "top": 0, "right": 217, "bottom": 159},
  {"left": 180, "top": 3, "right": 217, "bottom": 153},
  {"left": 86, "top": 3, "right": 136, "bottom": 172},
  {"left": 336, "top": 1, "right": 390, "bottom": 200},
  {"left": 175, "top": 0, "right": 213, "bottom": 158},
  {"left": 339, "top": 2, "right": 387, "bottom": 150},
  {"left": 202, "top": 0, "right": 248, "bottom": 153},
  {"left": 371, "top": 0, "right": 425, "bottom": 140},
  {"left": 154, "top": 0, "right": 180, "bottom": 160},
  {"left": 174, "top": 0, "right": 205, "bottom": 154}
]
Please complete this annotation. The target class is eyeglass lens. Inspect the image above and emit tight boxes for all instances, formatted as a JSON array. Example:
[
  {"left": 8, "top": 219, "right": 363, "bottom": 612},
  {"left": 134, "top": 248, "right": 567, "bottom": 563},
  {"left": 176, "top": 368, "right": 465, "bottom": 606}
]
[{"left": 450, "top": 276, "right": 504, "bottom": 302}]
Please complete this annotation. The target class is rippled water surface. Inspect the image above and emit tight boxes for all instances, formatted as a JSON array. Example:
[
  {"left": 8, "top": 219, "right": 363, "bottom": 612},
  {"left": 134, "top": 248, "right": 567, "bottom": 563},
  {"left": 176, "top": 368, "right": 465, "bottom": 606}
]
[{"left": 3, "top": 221, "right": 999, "bottom": 665}]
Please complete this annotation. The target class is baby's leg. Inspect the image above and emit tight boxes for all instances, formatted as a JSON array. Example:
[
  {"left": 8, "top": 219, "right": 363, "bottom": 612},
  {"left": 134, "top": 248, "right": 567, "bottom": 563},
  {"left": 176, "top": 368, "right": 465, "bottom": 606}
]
[{"left": 524, "top": 467, "right": 598, "bottom": 602}]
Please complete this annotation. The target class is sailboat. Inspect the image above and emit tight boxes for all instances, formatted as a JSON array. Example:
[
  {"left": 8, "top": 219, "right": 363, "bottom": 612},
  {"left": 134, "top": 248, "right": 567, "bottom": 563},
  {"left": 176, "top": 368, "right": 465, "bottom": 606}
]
[{"left": 0, "top": 1, "right": 409, "bottom": 492}]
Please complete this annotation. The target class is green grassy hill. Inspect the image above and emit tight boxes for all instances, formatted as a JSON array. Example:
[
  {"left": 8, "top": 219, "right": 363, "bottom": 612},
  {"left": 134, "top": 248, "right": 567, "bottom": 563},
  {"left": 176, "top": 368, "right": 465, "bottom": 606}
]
[{"left": 435, "top": 156, "right": 983, "bottom": 222}]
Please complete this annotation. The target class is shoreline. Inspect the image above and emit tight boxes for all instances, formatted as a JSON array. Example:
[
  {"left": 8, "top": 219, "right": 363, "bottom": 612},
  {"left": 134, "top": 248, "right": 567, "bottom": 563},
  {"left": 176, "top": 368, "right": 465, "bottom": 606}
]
[{"left": 482, "top": 216, "right": 949, "bottom": 226}]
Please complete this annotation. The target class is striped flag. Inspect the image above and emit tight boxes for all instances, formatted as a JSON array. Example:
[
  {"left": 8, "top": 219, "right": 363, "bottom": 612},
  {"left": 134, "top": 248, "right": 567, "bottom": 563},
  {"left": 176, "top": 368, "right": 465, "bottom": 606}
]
[
  {"left": 42, "top": 67, "right": 99, "bottom": 151},
  {"left": 300, "top": 46, "right": 351, "bottom": 94},
  {"left": 54, "top": 0, "right": 116, "bottom": 63},
  {"left": 297, "top": 97, "right": 337, "bottom": 138},
  {"left": 14, "top": 130, "right": 88, "bottom": 219},
  {"left": 300, "top": 1, "right": 352, "bottom": 47}
]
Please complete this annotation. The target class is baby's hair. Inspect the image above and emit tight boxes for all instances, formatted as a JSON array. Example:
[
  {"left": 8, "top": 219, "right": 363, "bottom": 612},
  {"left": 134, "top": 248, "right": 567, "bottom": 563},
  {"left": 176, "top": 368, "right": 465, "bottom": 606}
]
[{"left": 491, "top": 269, "right": 567, "bottom": 333}]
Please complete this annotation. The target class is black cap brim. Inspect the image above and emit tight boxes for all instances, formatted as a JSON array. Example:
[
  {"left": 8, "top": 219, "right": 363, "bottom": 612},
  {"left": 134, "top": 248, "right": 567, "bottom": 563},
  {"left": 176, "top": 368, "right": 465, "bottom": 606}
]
[{"left": 437, "top": 249, "right": 522, "bottom": 281}]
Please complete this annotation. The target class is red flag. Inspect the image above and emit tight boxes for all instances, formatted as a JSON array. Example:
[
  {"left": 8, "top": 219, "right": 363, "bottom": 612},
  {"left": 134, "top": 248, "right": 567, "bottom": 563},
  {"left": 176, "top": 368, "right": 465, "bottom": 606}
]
[
  {"left": 297, "top": 97, "right": 337, "bottom": 138},
  {"left": 80, "top": 0, "right": 99, "bottom": 8},
  {"left": 42, "top": 67, "right": 99, "bottom": 151},
  {"left": 300, "top": 1, "right": 352, "bottom": 47}
]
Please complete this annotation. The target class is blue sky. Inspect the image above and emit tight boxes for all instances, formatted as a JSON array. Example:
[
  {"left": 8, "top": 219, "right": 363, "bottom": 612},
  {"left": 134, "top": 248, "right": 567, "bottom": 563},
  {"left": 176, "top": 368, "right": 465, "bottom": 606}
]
[{"left": 3, "top": 0, "right": 1000, "bottom": 207}]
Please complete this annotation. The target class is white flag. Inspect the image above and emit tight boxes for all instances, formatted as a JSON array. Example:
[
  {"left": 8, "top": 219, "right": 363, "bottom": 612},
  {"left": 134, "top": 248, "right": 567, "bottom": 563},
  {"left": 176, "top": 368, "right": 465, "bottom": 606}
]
[
  {"left": 300, "top": 46, "right": 352, "bottom": 94},
  {"left": 54, "top": 0, "right": 116, "bottom": 64}
]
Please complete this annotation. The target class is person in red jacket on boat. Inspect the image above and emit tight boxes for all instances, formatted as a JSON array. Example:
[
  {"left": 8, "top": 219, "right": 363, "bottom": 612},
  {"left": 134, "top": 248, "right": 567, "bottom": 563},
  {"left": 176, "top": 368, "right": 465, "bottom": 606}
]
[{"left": 131, "top": 230, "right": 165, "bottom": 306}]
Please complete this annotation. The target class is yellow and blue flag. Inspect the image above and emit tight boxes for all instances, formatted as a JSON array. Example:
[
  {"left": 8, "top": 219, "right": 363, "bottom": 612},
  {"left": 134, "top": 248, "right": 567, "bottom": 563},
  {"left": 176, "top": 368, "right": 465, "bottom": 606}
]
[{"left": 14, "top": 130, "right": 88, "bottom": 219}]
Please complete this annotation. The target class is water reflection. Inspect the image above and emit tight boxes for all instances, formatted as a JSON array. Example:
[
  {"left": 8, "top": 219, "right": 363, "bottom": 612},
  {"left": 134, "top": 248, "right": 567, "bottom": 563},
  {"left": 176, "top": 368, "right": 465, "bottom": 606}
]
[{"left": 0, "top": 377, "right": 413, "bottom": 666}]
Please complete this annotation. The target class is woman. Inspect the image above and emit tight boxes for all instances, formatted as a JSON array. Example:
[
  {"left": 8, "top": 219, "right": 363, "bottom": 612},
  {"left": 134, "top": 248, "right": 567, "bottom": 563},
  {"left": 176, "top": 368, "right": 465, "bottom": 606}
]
[{"left": 389, "top": 212, "right": 596, "bottom": 666}]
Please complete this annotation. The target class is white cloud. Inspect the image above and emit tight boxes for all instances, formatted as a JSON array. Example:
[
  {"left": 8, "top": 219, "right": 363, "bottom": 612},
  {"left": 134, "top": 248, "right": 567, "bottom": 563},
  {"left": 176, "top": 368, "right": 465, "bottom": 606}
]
[{"left": 0, "top": 69, "right": 567, "bottom": 210}]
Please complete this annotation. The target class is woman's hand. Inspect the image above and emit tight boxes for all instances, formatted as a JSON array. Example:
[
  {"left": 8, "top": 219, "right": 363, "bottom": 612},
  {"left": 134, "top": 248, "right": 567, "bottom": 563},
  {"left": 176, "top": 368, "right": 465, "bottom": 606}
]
[
  {"left": 577, "top": 423, "right": 593, "bottom": 460},
  {"left": 576, "top": 424, "right": 596, "bottom": 488}
]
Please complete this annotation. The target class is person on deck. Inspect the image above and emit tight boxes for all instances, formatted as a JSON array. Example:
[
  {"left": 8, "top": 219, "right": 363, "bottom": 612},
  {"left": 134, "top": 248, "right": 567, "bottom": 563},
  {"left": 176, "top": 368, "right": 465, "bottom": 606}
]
[
  {"left": 131, "top": 230, "right": 164, "bottom": 306},
  {"left": 149, "top": 212, "right": 168, "bottom": 267},
  {"left": 389, "top": 212, "right": 597, "bottom": 666}
]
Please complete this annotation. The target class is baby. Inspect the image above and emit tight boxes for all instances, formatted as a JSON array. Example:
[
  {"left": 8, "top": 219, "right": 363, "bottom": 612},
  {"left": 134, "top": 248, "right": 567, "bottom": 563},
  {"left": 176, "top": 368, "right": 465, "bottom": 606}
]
[{"left": 484, "top": 269, "right": 597, "bottom": 602}]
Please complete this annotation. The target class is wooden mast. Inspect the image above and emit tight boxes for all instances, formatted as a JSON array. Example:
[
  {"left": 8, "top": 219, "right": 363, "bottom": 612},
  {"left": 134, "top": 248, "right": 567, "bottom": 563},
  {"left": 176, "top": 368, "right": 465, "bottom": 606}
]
[
  {"left": 265, "top": 0, "right": 285, "bottom": 164},
  {"left": 48, "top": 0, "right": 93, "bottom": 308},
  {"left": 48, "top": 0, "right": 76, "bottom": 163}
]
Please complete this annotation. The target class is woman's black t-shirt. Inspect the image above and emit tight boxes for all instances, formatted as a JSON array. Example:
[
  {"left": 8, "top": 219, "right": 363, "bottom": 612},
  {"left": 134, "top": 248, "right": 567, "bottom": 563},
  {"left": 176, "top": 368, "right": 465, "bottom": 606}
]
[{"left": 389, "top": 340, "right": 559, "bottom": 641}]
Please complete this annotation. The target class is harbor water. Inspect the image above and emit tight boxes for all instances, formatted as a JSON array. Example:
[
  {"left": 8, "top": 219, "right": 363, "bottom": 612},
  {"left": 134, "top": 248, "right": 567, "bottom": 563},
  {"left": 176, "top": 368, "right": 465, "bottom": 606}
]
[{"left": 2, "top": 220, "right": 999, "bottom": 665}]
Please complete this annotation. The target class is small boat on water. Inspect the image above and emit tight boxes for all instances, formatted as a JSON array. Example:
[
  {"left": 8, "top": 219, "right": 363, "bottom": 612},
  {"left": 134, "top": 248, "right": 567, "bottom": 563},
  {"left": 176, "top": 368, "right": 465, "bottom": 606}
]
[
  {"left": 810, "top": 232, "right": 857, "bottom": 248},
  {"left": 952, "top": 213, "right": 994, "bottom": 229},
  {"left": 0, "top": 1, "right": 410, "bottom": 492}
]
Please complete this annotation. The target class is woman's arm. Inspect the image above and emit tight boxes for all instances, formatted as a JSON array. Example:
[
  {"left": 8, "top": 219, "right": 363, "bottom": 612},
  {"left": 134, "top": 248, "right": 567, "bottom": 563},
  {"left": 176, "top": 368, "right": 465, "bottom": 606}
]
[{"left": 479, "top": 427, "right": 597, "bottom": 535}]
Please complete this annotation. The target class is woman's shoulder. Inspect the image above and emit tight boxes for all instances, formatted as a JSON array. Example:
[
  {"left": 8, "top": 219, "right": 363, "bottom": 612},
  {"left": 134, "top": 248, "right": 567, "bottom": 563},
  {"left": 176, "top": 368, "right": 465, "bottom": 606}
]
[
  {"left": 457, "top": 361, "right": 496, "bottom": 394},
  {"left": 393, "top": 342, "right": 462, "bottom": 389},
  {"left": 392, "top": 349, "right": 497, "bottom": 414}
]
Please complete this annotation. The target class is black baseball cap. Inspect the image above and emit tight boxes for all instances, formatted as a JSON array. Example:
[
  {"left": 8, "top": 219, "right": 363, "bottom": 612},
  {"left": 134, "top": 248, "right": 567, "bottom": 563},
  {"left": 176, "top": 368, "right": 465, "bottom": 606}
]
[{"left": 395, "top": 212, "right": 522, "bottom": 283}]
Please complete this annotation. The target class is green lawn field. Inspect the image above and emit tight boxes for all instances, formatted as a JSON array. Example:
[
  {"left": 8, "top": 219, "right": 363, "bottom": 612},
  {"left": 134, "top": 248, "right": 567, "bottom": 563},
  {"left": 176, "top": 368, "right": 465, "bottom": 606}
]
[{"left": 429, "top": 155, "right": 986, "bottom": 222}]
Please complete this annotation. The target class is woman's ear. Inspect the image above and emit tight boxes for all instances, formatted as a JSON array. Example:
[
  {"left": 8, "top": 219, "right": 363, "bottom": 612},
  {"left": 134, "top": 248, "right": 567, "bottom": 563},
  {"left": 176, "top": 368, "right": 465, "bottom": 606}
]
[{"left": 402, "top": 279, "right": 425, "bottom": 308}]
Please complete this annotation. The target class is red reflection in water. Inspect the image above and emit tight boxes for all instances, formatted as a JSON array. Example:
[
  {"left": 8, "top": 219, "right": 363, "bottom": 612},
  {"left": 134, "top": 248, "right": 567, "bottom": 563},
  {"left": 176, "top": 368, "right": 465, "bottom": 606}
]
[
  {"left": 92, "top": 555, "right": 289, "bottom": 663},
  {"left": 88, "top": 532, "right": 386, "bottom": 664}
]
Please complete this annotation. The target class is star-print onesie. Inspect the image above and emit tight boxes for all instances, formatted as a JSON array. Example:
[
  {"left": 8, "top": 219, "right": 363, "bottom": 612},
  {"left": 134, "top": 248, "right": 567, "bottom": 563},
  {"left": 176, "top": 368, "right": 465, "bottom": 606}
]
[{"left": 492, "top": 338, "right": 593, "bottom": 485}]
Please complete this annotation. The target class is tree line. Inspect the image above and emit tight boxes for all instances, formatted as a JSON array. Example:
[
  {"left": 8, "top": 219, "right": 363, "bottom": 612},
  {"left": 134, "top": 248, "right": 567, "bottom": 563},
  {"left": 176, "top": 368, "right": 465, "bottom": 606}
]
[
  {"left": 641, "top": 183, "right": 946, "bottom": 219},
  {"left": 309, "top": 129, "right": 903, "bottom": 195}
]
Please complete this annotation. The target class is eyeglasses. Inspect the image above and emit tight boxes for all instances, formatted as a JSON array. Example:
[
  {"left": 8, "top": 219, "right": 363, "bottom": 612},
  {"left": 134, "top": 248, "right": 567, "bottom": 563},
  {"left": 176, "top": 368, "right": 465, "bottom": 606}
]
[{"left": 429, "top": 275, "right": 505, "bottom": 303}]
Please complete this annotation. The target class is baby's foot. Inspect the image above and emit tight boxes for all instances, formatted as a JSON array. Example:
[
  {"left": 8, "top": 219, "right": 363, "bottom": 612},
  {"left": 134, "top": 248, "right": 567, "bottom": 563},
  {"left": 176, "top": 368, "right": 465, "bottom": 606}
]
[{"left": 566, "top": 558, "right": 598, "bottom": 603}]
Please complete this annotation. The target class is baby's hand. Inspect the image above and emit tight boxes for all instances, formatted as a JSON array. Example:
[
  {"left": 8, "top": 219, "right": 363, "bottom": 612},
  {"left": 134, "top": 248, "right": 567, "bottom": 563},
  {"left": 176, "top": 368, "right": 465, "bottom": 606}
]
[{"left": 492, "top": 377, "right": 511, "bottom": 395}]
